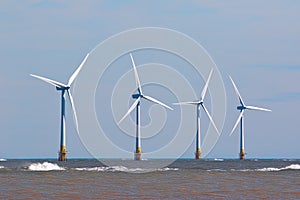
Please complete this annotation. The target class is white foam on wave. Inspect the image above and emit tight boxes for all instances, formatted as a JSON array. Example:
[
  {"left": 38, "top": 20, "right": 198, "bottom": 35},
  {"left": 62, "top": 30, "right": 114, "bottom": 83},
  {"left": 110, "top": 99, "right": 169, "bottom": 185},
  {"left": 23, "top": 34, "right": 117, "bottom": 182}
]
[
  {"left": 0, "top": 159, "right": 7, "bottom": 162},
  {"left": 0, "top": 166, "right": 4, "bottom": 169},
  {"left": 207, "top": 169, "right": 226, "bottom": 172},
  {"left": 206, "top": 164, "right": 300, "bottom": 172},
  {"left": 74, "top": 166, "right": 178, "bottom": 173},
  {"left": 227, "top": 164, "right": 300, "bottom": 172},
  {"left": 27, "top": 162, "right": 65, "bottom": 171},
  {"left": 230, "top": 169, "right": 252, "bottom": 172},
  {"left": 256, "top": 164, "right": 300, "bottom": 172},
  {"left": 213, "top": 158, "right": 224, "bottom": 161}
]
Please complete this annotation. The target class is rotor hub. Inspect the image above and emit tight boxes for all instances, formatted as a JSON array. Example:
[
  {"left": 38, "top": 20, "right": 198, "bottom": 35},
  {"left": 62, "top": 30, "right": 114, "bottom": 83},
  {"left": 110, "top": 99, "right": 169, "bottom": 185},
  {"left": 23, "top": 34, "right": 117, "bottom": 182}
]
[{"left": 237, "top": 105, "right": 245, "bottom": 110}]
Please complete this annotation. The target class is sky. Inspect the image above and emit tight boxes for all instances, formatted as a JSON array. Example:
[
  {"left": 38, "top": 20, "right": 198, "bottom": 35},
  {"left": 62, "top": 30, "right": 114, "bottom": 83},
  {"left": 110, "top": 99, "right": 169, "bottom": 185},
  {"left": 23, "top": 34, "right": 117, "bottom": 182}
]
[{"left": 0, "top": 0, "right": 299, "bottom": 159}]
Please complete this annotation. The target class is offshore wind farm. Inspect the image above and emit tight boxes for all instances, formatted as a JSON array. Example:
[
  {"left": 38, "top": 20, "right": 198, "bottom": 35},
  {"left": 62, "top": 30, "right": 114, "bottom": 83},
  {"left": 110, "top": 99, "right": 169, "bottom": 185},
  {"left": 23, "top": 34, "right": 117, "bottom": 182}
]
[
  {"left": 28, "top": 53, "right": 272, "bottom": 161},
  {"left": 1, "top": 1, "right": 300, "bottom": 199}
]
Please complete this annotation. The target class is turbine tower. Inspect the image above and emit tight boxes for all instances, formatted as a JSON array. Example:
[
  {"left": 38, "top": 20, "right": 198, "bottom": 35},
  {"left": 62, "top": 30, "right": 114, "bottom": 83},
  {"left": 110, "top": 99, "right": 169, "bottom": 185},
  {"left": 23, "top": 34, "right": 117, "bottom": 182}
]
[
  {"left": 174, "top": 69, "right": 219, "bottom": 159},
  {"left": 31, "top": 53, "right": 89, "bottom": 161},
  {"left": 119, "top": 53, "right": 173, "bottom": 160},
  {"left": 229, "top": 76, "right": 271, "bottom": 160}
]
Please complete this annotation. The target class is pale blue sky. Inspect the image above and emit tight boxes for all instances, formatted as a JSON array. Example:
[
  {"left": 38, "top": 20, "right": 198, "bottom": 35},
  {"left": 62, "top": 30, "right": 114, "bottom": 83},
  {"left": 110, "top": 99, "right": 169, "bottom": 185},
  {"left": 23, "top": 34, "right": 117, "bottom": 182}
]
[{"left": 0, "top": 1, "right": 299, "bottom": 159}]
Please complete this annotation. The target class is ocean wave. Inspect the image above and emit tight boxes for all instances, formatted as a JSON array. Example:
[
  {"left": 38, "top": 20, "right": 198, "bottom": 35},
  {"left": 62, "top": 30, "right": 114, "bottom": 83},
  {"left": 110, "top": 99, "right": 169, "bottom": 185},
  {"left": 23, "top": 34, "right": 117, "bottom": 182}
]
[
  {"left": 255, "top": 164, "right": 300, "bottom": 172},
  {"left": 74, "top": 166, "right": 178, "bottom": 173},
  {"left": 0, "top": 166, "right": 4, "bottom": 169},
  {"left": 0, "top": 159, "right": 7, "bottom": 162},
  {"left": 225, "top": 164, "right": 300, "bottom": 172},
  {"left": 213, "top": 158, "right": 224, "bottom": 161},
  {"left": 207, "top": 169, "right": 226, "bottom": 172},
  {"left": 206, "top": 164, "right": 300, "bottom": 172},
  {"left": 26, "top": 162, "right": 65, "bottom": 171}
]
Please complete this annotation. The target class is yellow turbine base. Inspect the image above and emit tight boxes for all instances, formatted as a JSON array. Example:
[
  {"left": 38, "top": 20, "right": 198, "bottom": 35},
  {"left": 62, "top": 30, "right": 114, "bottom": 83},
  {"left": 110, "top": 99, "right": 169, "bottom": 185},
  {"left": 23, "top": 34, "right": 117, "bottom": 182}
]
[{"left": 136, "top": 147, "right": 141, "bottom": 153}]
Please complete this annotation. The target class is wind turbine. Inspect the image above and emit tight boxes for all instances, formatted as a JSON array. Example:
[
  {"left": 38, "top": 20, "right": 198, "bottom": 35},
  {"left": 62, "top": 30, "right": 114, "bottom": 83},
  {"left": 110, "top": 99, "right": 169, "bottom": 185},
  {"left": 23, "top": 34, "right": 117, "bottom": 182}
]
[
  {"left": 229, "top": 76, "right": 271, "bottom": 160},
  {"left": 30, "top": 53, "right": 89, "bottom": 161},
  {"left": 173, "top": 69, "right": 219, "bottom": 159},
  {"left": 119, "top": 53, "right": 173, "bottom": 160}
]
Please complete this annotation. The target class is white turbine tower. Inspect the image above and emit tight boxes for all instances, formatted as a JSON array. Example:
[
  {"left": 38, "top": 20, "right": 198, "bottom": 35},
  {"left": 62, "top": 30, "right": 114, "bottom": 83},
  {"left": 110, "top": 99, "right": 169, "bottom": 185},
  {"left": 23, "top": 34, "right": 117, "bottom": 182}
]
[
  {"left": 119, "top": 53, "right": 173, "bottom": 160},
  {"left": 173, "top": 69, "right": 219, "bottom": 159},
  {"left": 30, "top": 53, "right": 89, "bottom": 161},
  {"left": 229, "top": 76, "right": 271, "bottom": 160}
]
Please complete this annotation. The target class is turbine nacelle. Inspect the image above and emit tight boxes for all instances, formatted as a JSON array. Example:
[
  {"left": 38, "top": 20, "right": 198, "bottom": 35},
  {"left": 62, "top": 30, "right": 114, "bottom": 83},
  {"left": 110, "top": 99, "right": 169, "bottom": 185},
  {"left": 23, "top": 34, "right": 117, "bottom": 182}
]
[
  {"left": 237, "top": 105, "right": 245, "bottom": 111},
  {"left": 56, "top": 86, "right": 70, "bottom": 91},
  {"left": 132, "top": 93, "right": 140, "bottom": 99}
]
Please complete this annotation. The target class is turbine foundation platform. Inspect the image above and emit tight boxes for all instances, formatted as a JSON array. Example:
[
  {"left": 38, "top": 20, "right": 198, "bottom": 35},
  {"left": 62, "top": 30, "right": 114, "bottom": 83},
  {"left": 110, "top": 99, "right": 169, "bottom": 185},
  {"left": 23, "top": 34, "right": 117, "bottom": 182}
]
[
  {"left": 58, "top": 146, "right": 69, "bottom": 161},
  {"left": 195, "top": 150, "right": 201, "bottom": 159},
  {"left": 239, "top": 150, "right": 245, "bottom": 160},
  {"left": 134, "top": 152, "right": 142, "bottom": 160},
  {"left": 59, "top": 151, "right": 67, "bottom": 161}
]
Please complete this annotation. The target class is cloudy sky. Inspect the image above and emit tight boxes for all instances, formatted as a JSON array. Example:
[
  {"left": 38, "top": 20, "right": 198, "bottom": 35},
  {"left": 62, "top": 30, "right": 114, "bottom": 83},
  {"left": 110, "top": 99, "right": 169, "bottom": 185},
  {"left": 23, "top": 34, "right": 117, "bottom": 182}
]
[{"left": 0, "top": 1, "right": 299, "bottom": 159}]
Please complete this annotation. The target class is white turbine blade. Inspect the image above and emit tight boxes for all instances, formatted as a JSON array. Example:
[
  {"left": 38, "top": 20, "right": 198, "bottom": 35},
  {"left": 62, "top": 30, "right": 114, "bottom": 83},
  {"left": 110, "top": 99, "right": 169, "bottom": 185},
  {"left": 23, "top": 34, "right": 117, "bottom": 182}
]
[
  {"left": 246, "top": 105, "right": 272, "bottom": 112},
  {"left": 229, "top": 76, "right": 245, "bottom": 106},
  {"left": 201, "top": 104, "right": 219, "bottom": 135},
  {"left": 230, "top": 110, "right": 245, "bottom": 136},
  {"left": 67, "top": 90, "right": 79, "bottom": 133},
  {"left": 68, "top": 53, "right": 90, "bottom": 86},
  {"left": 173, "top": 101, "right": 200, "bottom": 105},
  {"left": 143, "top": 95, "right": 173, "bottom": 110},
  {"left": 30, "top": 74, "right": 67, "bottom": 88},
  {"left": 130, "top": 53, "right": 142, "bottom": 94},
  {"left": 200, "top": 69, "right": 213, "bottom": 101},
  {"left": 118, "top": 97, "right": 141, "bottom": 124}
]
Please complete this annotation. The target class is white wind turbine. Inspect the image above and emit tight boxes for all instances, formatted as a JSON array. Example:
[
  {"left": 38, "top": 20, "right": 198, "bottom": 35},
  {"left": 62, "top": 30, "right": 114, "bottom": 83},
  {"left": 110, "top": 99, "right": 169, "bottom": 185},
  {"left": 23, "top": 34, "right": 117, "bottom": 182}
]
[
  {"left": 119, "top": 53, "right": 173, "bottom": 160},
  {"left": 229, "top": 76, "right": 271, "bottom": 160},
  {"left": 173, "top": 69, "right": 219, "bottom": 159},
  {"left": 30, "top": 53, "right": 89, "bottom": 161}
]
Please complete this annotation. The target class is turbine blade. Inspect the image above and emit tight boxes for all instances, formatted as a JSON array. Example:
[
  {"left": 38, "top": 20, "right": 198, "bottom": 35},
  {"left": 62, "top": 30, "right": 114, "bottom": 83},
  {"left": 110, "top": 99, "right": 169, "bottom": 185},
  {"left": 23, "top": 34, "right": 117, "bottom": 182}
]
[
  {"left": 173, "top": 101, "right": 200, "bottom": 105},
  {"left": 118, "top": 97, "right": 141, "bottom": 124},
  {"left": 229, "top": 76, "right": 245, "bottom": 106},
  {"left": 30, "top": 74, "right": 67, "bottom": 88},
  {"left": 130, "top": 53, "right": 142, "bottom": 94},
  {"left": 143, "top": 95, "right": 173, "bottom": 110},
  {"left": 67, "top": 90, "right": 79, "bottom": 133},
  {"left": 201, "top": 104, "right": 219, "bottom": 135},
  {"left": 68, "top": 53, "right": 90, "bottom": 86},
  {"left": 200, "top": 69, "right": 213, "bottom": 101},
  {"left": 246, "top": 105, "right": 272, "bottom": 112},
  {"left": 230, "top": 110, "right": 245, "bottom": 136}
]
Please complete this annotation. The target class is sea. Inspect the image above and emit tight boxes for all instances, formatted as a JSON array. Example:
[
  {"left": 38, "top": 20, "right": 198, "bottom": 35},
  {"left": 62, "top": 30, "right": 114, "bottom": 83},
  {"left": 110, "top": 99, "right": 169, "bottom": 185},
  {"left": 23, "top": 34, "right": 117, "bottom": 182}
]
[{"left": 0, "top": 158, "right": 299, "bottom": 199}]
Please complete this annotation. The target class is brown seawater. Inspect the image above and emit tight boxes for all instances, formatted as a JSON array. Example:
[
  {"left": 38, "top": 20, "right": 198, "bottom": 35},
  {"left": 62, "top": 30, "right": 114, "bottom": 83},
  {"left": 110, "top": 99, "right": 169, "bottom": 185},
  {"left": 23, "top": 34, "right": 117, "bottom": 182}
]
[{"left": 0, "top": 159, "right": 299, "bottom": 199}]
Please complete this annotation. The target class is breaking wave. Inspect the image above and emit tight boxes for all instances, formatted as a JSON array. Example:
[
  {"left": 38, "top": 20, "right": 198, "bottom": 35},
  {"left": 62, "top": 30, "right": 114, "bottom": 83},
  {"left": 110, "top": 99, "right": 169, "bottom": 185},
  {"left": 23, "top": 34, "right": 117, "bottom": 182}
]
[
  {"left": 0, "top": 166, "right": 4, "bottom": 169},
  {"left": 207, "top": 164, "right": 300, "bottom": 172},
  {"left": 27, "top": 162, "right": 65, "bottom": 171},
  {"left": 74, "top": 166, "right": 178, "bottom": 173},
  {"left": 0, "top": 159, "right": 7, "bottom": 162},
  {"left": 255, "top": 164, "right": 300, "bottom": 172},
  {"left": 213, "top": 158, "right": 224, "bottom": 161}
]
